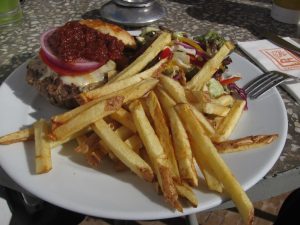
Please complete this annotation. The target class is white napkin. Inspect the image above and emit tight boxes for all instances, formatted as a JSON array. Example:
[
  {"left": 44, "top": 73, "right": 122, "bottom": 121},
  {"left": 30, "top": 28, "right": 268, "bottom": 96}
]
[{"left": 238, "top": 38, "right": 300, "bottom": 104}]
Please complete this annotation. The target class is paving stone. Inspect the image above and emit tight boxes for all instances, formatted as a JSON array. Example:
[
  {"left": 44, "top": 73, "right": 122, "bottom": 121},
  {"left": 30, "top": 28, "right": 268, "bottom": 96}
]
[
  {"left": 222, "top": 211, "right": 243, "bottom": 225},
  {"left": 80, "top": 192, "right": 290, "bottom": 225}
]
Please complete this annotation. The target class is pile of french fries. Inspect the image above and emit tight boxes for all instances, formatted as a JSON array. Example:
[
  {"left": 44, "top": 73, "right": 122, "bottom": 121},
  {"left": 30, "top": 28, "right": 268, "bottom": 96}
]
[{"left": 0, "top": 31, "right": 278, "bottom": 225}]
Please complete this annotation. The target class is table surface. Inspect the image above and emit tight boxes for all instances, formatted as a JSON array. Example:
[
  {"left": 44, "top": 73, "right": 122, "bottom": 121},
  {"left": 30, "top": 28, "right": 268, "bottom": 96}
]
[{"left": 0, "top": 0, "right": 299, "bottom": 209}]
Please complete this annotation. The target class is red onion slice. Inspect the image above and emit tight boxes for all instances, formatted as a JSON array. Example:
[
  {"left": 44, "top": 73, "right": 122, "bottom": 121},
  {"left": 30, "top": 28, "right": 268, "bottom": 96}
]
[
  {"left": 40, "top": 28, "right": 102, "bottom": 73},
  {"left": 175, "top": 41, "right": 207, "bottom": 58}
]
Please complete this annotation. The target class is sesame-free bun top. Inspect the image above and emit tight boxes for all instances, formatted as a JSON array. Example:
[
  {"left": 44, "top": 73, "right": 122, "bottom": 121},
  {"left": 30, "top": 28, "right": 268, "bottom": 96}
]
[{"left": 79, "top": 19, "right": 136, "bottom": 48}]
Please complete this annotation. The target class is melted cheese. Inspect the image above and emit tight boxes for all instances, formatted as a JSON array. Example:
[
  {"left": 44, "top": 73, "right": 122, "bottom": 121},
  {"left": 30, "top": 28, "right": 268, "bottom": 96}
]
[
  {"left": 60, "top": 60, "right": 116, "bottom": 88},
  {"left": 30, "top": 56, "right": 117, "bottom": 89}
]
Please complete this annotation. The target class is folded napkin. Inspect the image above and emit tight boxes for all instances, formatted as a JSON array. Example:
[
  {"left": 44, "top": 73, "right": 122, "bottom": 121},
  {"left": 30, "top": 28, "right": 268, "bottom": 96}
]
[{"left": 238, "top": 38, "right": 300, "bottom": 104}]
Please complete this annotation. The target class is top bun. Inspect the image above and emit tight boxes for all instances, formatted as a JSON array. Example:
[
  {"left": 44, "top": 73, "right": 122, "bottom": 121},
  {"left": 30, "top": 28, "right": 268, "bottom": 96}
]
[{"left": 79, "top": 19, "right": 136, "bottom": 48}]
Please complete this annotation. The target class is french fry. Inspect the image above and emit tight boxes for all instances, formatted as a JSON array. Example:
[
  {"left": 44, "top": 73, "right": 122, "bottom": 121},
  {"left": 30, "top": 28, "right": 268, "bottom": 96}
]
[
  {"left": 112, "top": 126, "right": 133, "bottom": 139},
  {"left": 103, "top": 117, "right": 120, "bottom": 131},
  {"left": 210, "top": 116, "right": 224, "bottom": 130},
  {"left": 52, "top": 78, "right": 158, "bottom": 127},
  {"left": 110, "top": 108, "right": 136, "bottom": 132},
  {"left": 53, "top": 78, "right": 151, "bottom": 126},
  {"left": 189, "top": 138, "right": 223, "bottom": 193},
  {"left": 0, "top": 127, "right": 34, "bottom": 144},
  {"left": 50, "top": 127, "right": 91, "bottom": 149},
  {"left": 185, "top": 41, "right": 235, "bottom": 91},
  {"left": 213, "top": 99, "right": 246, "bottom": 142},
  {"left": 185, "top": 88, "right": 221, "bottom": 189},
  {"left": 146, "top": 91, "right": 180, "bottom": 181},
  {"left": 78, "top": 78, "right": 158, "bottom": 109},
  {"left": 98, "top": 125, "right": 133, "bottom": 157},
  {"left": 77, "top": 78, "right": 146, "bottom": 105},
  {"left": 211, "top": 95, "right": 234, "bottom": 107},
  {"left": 86, "top": 151, "right": 103, "bottom": 168},
  {"left": 70, "top": 79, "right": 157, "bottom": 123},
  {"left": 190, "top": 105, "right": 215, "bottom": 137},
  {"left": 34, "top": 119, "right": 52, "bottom": 174},
  {"left": 139, "top": 98, "right": 152, "bottom": 121},
  {"left": 189, "top": 92, "right": 234, "bottom": 107},
  {"left": 98, "top": 140, "right": 111, "bottom": 156},
  {"left": 139, "top": 147, "right": 154, "bottom": 170},
  {"left": 106, "top": 69, "right": 117, "bottom": 81},
  {"left": 175, "top": 103, "right": 254, "bottom": 225},
  {"left": 92, "top": 118, "right": 154, "bottom": 182},
  {"left": 124, "top": 135, "right": 143, "bottom": 154},
  {"left": 51, "top": 96, "right": 124, "bottom": 141},
  {"left": 158, "top": 76, "right": 215, "bottom": 137},
  {"left": 74, "top": 133, "right": 99, "bottom": 154},
  {"left": 159, "top": 75, "right": 188, "bottom": 103},
  {"left": 86, "top": 135, "right": 105, "bottom": 167},
  {"left": 175, "top": 182, "right": 198, "bottom": 207},
  {"left": 123, "top": 78, "right": 159, "bottom": 103},
  {"left": 186, "top": 90, "right": 210, "bottom": 105},
  {"left": 112, "top": 135, "right": 144, "bottom": 172},
  {"left": 109, "top": 32, "right": 171, "bottom": 83},
  {"left": 129, "top": 100, "right": 182, "bottom": 212},
  {"left": 216, "top": 134, "right": 278, "bottom": 153},
  {"left": 155, "top": 87, "right": 198, "bottom": 187},
  {"left": 201, "top": 102, "right": 230, "bottom": 117},
  {"left": 74, "top": 133, "right": 105, "bottom": 167},
  {"left": 51, "top": 98, "right": 101, "bottom": 127},
  {"left": 79, "top": 59, "right": 166, "bottom": 103},
  {"left": 100, "top": 126, "right": 133, "bottom": 151},
  {"left": 184, "top": 89, "right": 199, "bottom": 103},
  {"left": 75, "top": 134, "right": 89, "bottom": 154}
]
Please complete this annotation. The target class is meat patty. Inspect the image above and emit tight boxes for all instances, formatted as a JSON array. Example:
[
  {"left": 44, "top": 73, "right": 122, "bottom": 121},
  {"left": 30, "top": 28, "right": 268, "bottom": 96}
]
[{"left": 26, "top": 57, "right": 81, "bottom": 108}]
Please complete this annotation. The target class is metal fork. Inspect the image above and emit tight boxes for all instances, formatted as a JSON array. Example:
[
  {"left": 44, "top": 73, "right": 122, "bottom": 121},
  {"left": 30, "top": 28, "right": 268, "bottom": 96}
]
[{"left": 243, "top": 71, "right": 293, "bottom": 99}]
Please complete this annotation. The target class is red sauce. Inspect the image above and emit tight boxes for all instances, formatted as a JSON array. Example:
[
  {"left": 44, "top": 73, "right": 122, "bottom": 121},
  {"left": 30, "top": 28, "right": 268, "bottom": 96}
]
[{"left": 47, "top": 21, "right": 124, "bottom": 66}]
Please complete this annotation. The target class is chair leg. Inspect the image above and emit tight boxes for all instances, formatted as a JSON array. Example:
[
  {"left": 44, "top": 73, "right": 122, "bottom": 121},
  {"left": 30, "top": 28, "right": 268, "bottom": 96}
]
[
  {"left": 187, "top": 213, "right": 198, "bottom": 225},
  {"left": 274, "top": 188, "right": 300, "bottom": 225},
  {"left": 4, "top": 187, "right": 85, "bottom": 225}
]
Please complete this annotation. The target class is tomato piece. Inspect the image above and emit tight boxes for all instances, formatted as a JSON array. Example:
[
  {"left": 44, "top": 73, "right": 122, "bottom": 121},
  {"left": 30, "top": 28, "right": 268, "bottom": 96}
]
[
  {"left": 220, "top": 76, "right": 241, "bottom": 85},
  {"left": 159, "top": 47, "right": 173, "bottom": 60},
  {"left": 189, "top": 55, "right": 205, "bottom": 68}
]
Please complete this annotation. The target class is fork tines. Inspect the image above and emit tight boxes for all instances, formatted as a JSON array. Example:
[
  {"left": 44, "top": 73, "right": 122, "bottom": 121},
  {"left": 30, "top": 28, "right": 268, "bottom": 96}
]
[{"left": 244, "top": 71, "right": 291, "bottom": 99}]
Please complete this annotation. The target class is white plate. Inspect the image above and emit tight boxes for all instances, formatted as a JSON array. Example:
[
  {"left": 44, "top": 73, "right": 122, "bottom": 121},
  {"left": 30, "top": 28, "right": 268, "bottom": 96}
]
[{"left": 0, "top": 53, "right": 287, "bottom": 220}]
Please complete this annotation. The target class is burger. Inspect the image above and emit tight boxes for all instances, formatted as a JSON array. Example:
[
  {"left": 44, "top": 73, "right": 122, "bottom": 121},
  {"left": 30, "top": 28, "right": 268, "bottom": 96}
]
[
  {"left": 27, "top": 20, "right": 235, "bottom": 109},
  {"left": 26, "top": 19, "right": 137, "bottom": 108}
]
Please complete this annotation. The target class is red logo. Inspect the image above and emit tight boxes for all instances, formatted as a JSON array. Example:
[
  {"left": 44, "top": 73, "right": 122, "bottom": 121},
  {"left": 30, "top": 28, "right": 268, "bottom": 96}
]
[{"left": 260, "top": 48, "right": 300, "bottom": 71}]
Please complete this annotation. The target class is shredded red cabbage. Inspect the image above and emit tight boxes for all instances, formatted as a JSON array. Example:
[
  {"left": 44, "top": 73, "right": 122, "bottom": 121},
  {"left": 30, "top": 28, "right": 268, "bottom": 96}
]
[
  {"left": 228, "top": 83, "right": 248, "bottom": 110},
  {"left": 193, "top": 40, "right": 206, "bottom": 51},
  {"left": 175, "top": 41, "right": 194, "bottom": 49},
  {"left": 175, "top": 41, "right": 206, "bottom": 57},
  {"left": 173, "top": 74, "right": 180, "bottom": 80}
]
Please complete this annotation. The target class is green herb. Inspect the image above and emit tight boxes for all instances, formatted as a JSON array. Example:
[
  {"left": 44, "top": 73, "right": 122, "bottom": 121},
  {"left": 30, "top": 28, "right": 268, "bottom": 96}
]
[
  {"left": 207, "top": 78, "right": 225, "bottom": 98},
  {"left": 194, "top": 31, "right": 226, "bottom": 56}
]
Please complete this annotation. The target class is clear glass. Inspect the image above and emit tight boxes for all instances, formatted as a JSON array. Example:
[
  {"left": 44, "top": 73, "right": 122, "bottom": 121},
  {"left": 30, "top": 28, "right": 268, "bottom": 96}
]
[{"left": 0, "top": 0, "right": 23, "bottom": 27}]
